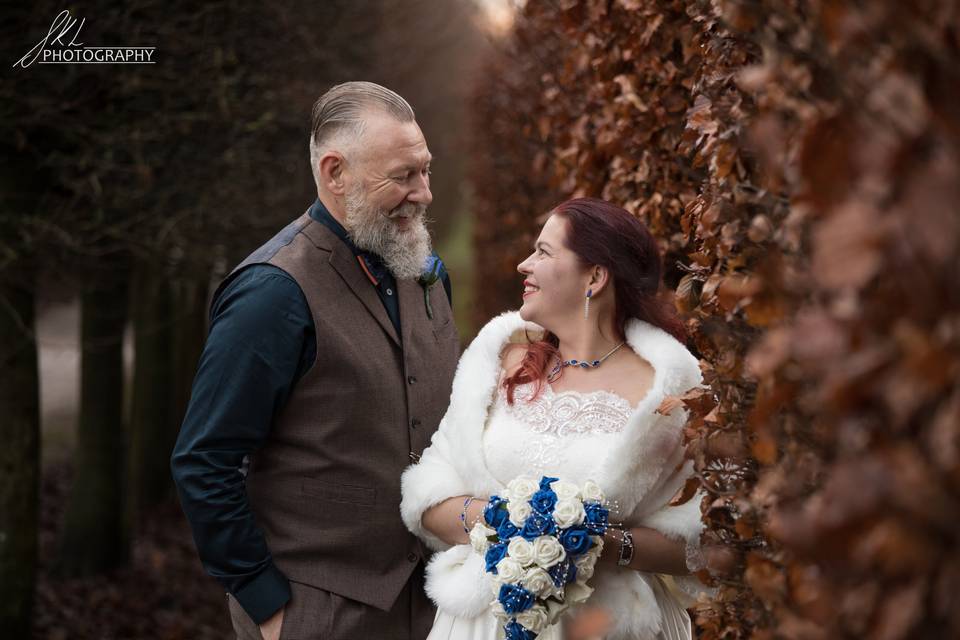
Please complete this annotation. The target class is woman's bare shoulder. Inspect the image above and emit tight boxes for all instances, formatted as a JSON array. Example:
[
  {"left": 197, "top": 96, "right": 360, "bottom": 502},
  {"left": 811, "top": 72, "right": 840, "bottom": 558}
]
[{"left": 608, "top": 349, "right": 657, "bottom": 405}]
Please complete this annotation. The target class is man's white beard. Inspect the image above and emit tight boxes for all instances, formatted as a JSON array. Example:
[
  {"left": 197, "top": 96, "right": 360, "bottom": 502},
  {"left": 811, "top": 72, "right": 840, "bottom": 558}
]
[{"left": 343, "top": 183, "right": 433, "bottom": 280}]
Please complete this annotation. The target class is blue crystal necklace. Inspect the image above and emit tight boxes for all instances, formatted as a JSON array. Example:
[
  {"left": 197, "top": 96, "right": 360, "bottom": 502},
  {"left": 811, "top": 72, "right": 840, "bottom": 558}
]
[{"left": 548, "top": 340, "right": 627, "bottom": 382}]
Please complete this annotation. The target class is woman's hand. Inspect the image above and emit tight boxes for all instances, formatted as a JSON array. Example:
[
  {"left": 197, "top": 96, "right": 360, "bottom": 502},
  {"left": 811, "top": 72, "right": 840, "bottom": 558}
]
[{"left": 421, "top": 495, "right": 488, "bottom": 547}]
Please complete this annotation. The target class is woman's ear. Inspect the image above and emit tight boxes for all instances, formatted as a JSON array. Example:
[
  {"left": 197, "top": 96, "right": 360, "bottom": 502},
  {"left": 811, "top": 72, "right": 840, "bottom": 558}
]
[
  {"left": 588, "top": 265, "right": 611, "bottom": 296},
  {"left": 318, "top": 152, "right": 347, "bottom": 196}
]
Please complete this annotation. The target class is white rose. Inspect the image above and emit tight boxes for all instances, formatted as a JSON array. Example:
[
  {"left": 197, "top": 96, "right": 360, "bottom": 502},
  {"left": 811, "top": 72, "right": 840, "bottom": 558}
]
[
  {"left": 589, "top": 535, "right": 604, "bottom": 557},
  {"left": 562, "top": 581, "right": 594, "bottom": 605},
  {"left": 551, "top": 480, "right": 581, "bottom": 501},
  {"left": 532, "top": 535, "right": 566, "bottom": 568},
  {"left": 544, "top": 597, "right": 567, "bottom": 625},
  {"left": 504, "top": 476, "right": 539, "bottom": 503},
  {"left": 520, "top": 567, "right": 555, "bottom": 598},
  {"left": 495, "top": 557, "right": 525, "bottom": 584},
  {"left": 469, "top": 522, "right": 495, "bottom": 554},
  {"left": 515, "top": 604, "right": 549, "bottom": 633},
  {"left": 507, "top": 500, "right": 532, "bottom": 527},
  {"left": 551, "top": 498, "right": 586, "bottom": 528},
  {"left": 581, "top": 480, "right": 605, "bottom": 503},
  {"left": 490, "top": 600, "right": 509, "bottom": 620},
  {"left": 507, "top": 536, "right": 535, "bottom": 566},
  {"left": 574, "top": 552, "right": 597, "bottom": 583}
]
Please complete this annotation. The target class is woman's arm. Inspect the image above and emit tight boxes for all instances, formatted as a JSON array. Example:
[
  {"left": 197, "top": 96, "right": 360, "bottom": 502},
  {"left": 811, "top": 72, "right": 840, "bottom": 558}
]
[
  {"left": 421, "top": 495, "right": 488, "bottom": 547},
  {"left": 598, "top": 525, "right": 690, "bottom": 575},
  {"left": 417, "top": 348, "right": 522, "bottom": 547}
]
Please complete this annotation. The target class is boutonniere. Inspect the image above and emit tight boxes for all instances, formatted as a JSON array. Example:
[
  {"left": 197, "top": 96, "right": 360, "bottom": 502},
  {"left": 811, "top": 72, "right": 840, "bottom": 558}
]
[{"left": 417, "top": 253, "right": 446, "bottom": 319}]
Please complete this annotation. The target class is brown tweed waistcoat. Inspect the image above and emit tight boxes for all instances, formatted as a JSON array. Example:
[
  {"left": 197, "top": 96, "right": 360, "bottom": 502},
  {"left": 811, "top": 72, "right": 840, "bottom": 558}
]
[{"left": 218, "top": 212, "right": 460, "bottom": 612}]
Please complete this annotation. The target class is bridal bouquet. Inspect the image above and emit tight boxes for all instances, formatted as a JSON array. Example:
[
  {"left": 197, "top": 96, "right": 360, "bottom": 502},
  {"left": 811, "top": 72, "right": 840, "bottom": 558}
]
[{"left": 468, "top": 475, "right": 610, "bottom": 640}]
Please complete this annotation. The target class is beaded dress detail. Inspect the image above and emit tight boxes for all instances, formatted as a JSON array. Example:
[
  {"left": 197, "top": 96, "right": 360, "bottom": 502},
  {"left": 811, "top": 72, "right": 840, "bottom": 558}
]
[{"left": 482, "top": 381, "right": 634, "bottom": 485}]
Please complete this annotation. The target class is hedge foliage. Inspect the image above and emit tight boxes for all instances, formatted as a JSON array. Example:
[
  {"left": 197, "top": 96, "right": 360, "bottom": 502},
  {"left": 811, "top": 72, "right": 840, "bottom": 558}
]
[{"left": 471, "top": 1, "right": 960, "bottom": 637}]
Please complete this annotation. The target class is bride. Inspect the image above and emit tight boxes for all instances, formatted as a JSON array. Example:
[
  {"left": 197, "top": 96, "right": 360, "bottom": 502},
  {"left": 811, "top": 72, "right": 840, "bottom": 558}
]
[{"left": 400, "top": 197, "right": 711, "bottom": 639}]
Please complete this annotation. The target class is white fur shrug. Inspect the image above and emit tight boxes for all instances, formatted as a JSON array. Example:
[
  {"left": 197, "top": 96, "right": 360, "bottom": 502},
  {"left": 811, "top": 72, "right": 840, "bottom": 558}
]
[{"left": 400, "top": 311, "right": 712, "bottom": 639}]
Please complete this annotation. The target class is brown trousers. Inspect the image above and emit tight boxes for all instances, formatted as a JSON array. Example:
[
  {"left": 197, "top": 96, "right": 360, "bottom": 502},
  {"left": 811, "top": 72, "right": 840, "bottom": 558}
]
[{"left": 228, "top": 564, "right": 435, "bottom": 640}]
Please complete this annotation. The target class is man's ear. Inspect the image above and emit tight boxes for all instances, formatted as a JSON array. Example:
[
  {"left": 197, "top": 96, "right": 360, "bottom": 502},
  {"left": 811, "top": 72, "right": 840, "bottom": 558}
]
[{"left": 318, "top": 152, "right": 347, "bottom": 196}]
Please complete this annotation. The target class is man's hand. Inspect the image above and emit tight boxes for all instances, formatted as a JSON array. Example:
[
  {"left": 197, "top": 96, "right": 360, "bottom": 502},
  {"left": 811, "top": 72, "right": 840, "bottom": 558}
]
[{"left": 258, "top": 606, "right": 284, "bottom": 640}]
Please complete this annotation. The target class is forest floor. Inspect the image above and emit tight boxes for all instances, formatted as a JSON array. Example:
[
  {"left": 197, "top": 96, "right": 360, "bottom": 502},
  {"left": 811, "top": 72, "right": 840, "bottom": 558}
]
[{"left": 32, "top": 465, "right": 232, "bottom": 640}]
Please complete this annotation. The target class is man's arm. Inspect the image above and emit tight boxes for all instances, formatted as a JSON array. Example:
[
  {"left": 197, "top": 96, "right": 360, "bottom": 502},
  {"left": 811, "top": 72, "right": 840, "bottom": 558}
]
[{"left": 170, "top": 265, "right": 315, "bottom": 624}]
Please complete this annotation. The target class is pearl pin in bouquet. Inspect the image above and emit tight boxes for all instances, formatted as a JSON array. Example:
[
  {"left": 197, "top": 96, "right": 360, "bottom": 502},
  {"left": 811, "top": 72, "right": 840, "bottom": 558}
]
[{"left": 469, "top": 476, "right": 610, "bottom": 639}]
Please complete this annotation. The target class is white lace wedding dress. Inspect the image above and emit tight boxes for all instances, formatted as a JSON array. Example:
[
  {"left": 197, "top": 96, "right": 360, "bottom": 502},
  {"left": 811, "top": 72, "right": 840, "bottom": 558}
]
[{"left": 426, "top": 381, "right": 693, "bottom": 640}]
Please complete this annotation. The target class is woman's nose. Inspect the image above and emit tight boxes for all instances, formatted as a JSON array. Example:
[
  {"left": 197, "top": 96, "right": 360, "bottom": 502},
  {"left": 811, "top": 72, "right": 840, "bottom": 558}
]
[{"left": 517, "top": 256, "right": 532, "bottom": 274}]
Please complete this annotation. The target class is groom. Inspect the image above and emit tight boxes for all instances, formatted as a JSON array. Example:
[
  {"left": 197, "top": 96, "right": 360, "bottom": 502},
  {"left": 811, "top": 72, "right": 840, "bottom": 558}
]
[{"left": 171, "top": 82, "right": 460, "bottom": 640}]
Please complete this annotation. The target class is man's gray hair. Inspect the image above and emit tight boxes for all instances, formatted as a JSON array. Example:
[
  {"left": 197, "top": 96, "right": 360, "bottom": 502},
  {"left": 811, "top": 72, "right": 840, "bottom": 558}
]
[{"left": 309, "top": 81, "right": 416, "bottom": 184}]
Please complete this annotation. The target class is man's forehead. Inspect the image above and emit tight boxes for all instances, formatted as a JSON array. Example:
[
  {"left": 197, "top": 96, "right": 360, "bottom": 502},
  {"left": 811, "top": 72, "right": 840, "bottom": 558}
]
[{"left": 360, "top": 115, "right": 430, "bottom": 164}]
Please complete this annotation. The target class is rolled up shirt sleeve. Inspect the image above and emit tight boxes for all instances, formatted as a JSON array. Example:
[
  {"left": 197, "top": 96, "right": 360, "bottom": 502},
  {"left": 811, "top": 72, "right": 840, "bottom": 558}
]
[{"left": 170, "top": 264, "right": 315, "bottom": 624}]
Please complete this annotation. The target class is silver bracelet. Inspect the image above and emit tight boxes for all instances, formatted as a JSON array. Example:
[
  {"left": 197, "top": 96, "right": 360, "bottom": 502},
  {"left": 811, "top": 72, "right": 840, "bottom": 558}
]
[
  {"left": 459, "top": 496, "right": 477, "bottom": 535},
  {"left": 617, "top": 529, "right": 634, "bottom": 567}
]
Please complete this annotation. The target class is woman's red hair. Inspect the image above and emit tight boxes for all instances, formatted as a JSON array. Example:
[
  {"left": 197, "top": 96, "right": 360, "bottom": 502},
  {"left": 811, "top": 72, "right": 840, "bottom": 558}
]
[{"left": 503, "top": 197, "right": 686, "bottom": 404}]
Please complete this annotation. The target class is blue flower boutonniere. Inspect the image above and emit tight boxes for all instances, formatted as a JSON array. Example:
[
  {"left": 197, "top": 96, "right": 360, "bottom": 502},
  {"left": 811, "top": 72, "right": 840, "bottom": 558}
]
[{"left": 417, "top": 253, "right": 446, "bottom": 319}]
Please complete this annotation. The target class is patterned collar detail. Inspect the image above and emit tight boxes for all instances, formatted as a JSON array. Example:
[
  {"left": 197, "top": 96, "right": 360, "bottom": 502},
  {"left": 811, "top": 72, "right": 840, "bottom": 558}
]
[{"left": 357, "top": 254, "right": 388, "bottom": 286}]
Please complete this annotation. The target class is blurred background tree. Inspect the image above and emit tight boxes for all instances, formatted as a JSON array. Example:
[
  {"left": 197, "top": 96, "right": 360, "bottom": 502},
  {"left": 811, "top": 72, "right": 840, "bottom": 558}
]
[{"left": 2, "top": 0, "right": 490, "bottom": 635}]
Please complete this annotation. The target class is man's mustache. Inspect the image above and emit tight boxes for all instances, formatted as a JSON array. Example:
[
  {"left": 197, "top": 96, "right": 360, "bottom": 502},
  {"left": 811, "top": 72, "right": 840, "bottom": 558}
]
[{"left": 384, "top": 203, "right": 427, "bottom": 219}]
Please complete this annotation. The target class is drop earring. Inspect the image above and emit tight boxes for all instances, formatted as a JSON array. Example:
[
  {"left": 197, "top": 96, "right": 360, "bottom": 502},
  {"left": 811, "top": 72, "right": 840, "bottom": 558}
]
[{"left": 584, "top": 289, "right": 592, "bottom": 319}]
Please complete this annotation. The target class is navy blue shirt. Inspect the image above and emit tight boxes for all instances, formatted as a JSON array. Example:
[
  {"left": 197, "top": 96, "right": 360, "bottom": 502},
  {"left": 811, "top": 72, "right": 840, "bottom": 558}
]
[{"left": 171, "top": 200, "right": 452, "bottom": 624}]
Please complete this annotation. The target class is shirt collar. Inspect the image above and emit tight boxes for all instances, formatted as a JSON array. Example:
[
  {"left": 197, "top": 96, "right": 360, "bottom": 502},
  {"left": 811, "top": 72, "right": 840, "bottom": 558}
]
[{"left": 308, "top": 199, "right": 390, "bottom": 285}]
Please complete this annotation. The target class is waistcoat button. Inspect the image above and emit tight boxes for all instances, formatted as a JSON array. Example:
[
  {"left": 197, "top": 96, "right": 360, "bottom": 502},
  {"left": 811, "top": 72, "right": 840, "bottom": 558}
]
[{"left": 408, "top": 375, "right": 417, "bottom": 384}]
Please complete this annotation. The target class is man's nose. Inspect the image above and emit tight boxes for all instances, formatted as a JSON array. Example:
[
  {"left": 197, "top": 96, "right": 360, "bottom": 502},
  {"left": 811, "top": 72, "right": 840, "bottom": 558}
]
[{"left": 408, "top": 175, "right": 432, "bottom": 206}]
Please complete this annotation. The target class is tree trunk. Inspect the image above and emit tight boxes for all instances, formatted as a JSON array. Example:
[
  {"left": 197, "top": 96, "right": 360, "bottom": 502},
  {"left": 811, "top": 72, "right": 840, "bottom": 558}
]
[
  {"left": 0, "top": 275, "right": 40, "bottom": 637},
  {"left": 58, "top": 272, "right": 130, "bottom": 576},
  {"left": 129, "top": 264, "right": 175, "bottom": 520}
]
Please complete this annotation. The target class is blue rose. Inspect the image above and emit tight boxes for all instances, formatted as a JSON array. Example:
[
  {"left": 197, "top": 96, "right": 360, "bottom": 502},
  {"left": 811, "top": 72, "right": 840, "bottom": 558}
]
[
  {"left": 504, "top": 620, "right": 537, "bottom": 640},
  {"left": 584, "top": 502, "right": 610, "bottom": 535},
  {"left": 484, "top": 496, "right": 508, "bottom": 528},
  {"left": 498, "top": 583, "right": 535, "bottom": 614},
  {"left": 497, "top": 517, "right": 520, "bottom": 541},
  {"left": 559, "top": 526, "right": 592, "bottom": 556},
  {"left": 485, "top": 542, "right": 508, "bottom": 574},
  {"left": 520, "top": 511, "right": 556, "bottom": 541},
  {"left": 418, "top": 252, "right": 446, "bottom": 285},
  {"left": 538, "top": 476, "right": 559, "bottom": 491},
  {"left": 548, "top": 560, "right": 577, "bottom": 587},
  {"left": 530, "top": 488, "right": 558, "bottom": 515},
  {"left": 417, "top": 252, "right": 447, "bottom": 319}
]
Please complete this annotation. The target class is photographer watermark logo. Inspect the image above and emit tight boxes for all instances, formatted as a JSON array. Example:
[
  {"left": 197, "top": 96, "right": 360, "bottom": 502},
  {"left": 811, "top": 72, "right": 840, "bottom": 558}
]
[{"left": 13, "top": 9, "right": 155, "bottom": 68}]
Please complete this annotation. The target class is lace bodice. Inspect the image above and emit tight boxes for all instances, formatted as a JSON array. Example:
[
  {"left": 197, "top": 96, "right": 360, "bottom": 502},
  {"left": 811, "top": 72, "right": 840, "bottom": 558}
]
[
  {"left": 481, "top": 381, "right": 636, "bottom": 485},
  {"left": 480, "top": 379, "right": 707, "bottom": 579}
]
